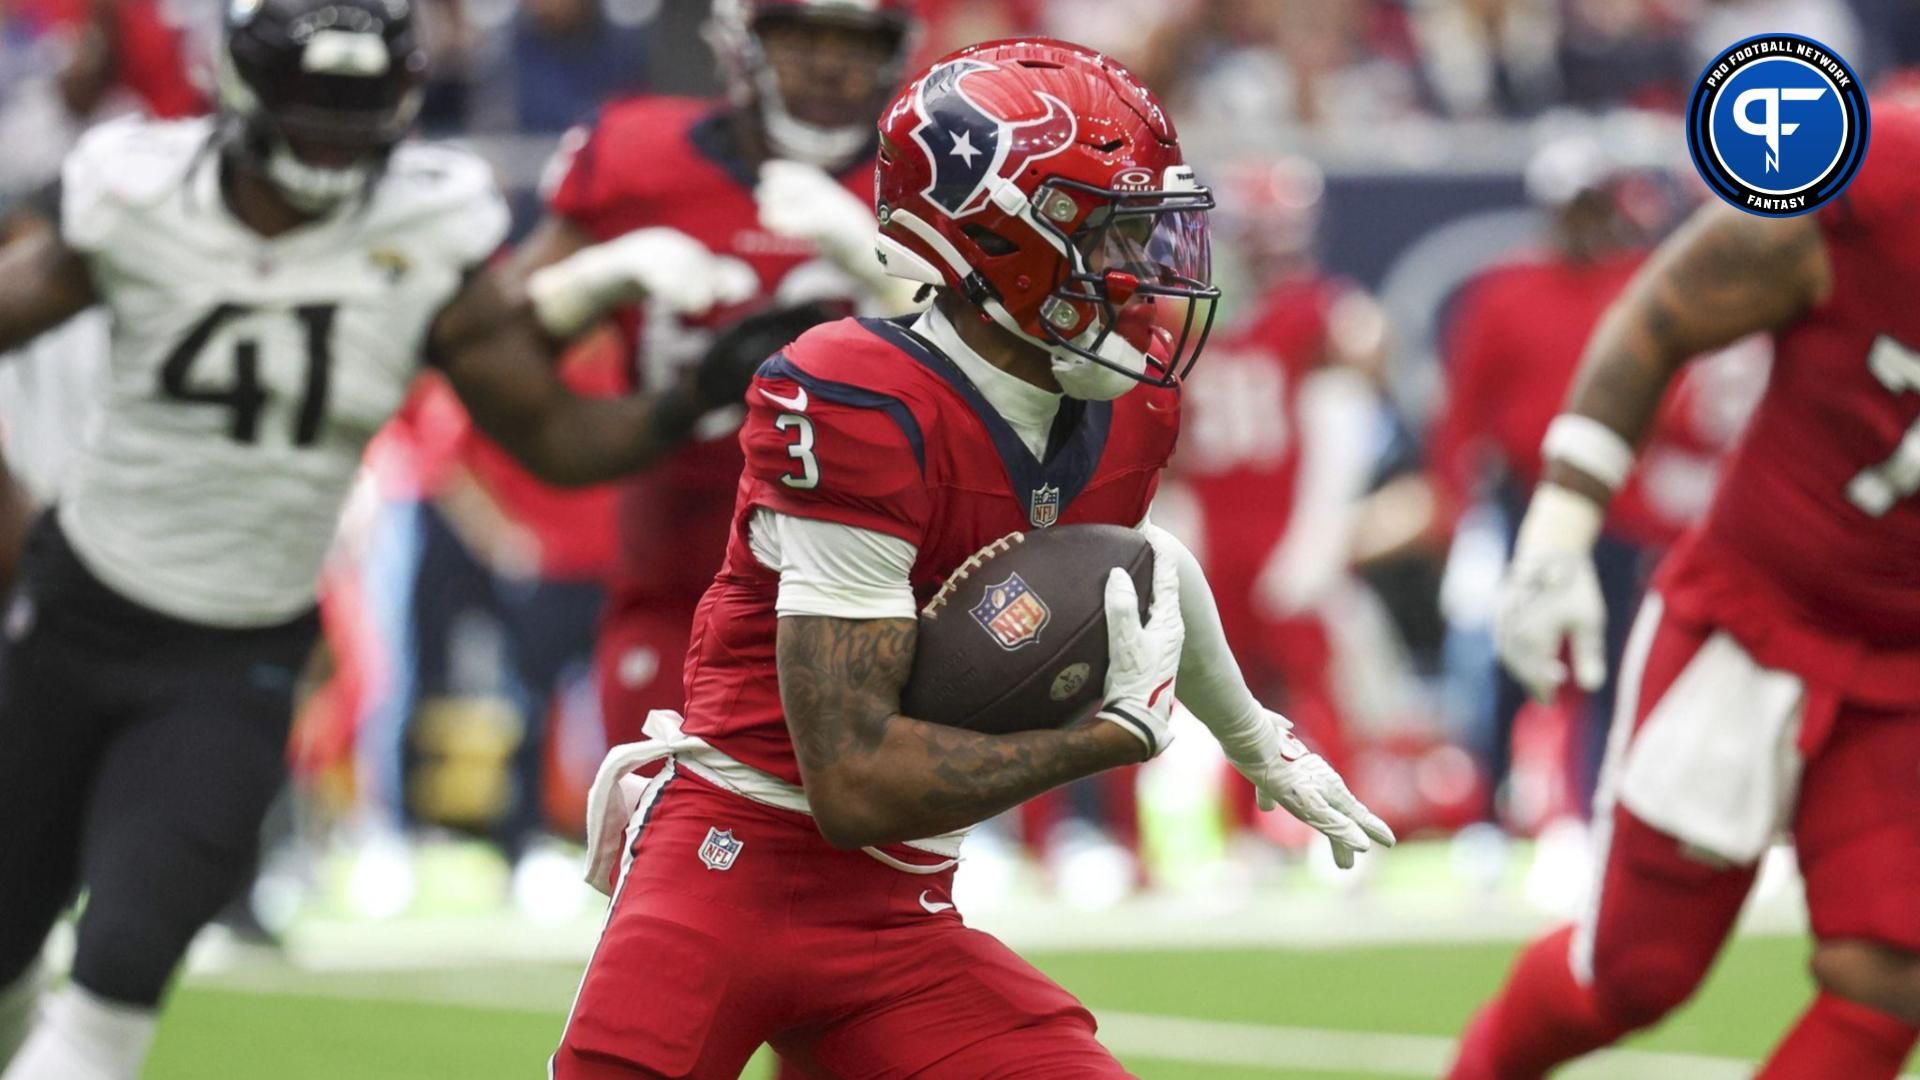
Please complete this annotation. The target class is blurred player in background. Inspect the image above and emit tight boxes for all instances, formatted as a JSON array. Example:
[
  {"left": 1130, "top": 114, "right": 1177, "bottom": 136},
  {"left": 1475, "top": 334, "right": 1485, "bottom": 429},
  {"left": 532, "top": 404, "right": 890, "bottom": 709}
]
[
  {"left": 0, "top": 0, "right": 773, "bottom": 1073},
  {"left": 1426, "top": 138, "right": 1646, "bottom": 825},
  {"left": 1450, "top": 103, "right": 1920, "bottom": 1080},
  {"left": 0, "top": 0, "right": 204, "bottom": 580},
  {"left": 1429, "top": 137, "right": 1762, "bottom": 826},
  {"left": 1173, "top": 155, "right": 1386, "bottom": 799},
  {"left": 554, "top": 40, "right": 1392, "bottom": 1077},
  {"left": 512, "top": 0, "right": 923, "bottom": 758}
]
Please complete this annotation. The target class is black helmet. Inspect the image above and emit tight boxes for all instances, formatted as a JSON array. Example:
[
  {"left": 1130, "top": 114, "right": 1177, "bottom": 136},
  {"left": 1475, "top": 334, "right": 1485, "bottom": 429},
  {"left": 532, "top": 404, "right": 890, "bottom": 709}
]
[{"left": 218, "top": 0, "right": 426, "bottom": 212}]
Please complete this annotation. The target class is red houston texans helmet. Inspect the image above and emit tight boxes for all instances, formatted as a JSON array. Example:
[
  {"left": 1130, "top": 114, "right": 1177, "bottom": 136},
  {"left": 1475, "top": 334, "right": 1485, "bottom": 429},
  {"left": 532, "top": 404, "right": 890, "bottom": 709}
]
[
  {"left": 707, "top": 0, "right": 919, "bottom": 169},
  {"left": 875, "top": 38, "right": 1219, "bottom": 398}
]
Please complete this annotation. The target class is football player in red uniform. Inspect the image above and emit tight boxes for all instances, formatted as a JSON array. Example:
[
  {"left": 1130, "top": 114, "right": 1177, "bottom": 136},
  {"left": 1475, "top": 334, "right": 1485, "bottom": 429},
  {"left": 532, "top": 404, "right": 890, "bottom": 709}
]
[
  {"left": 512, "top": 0, "right": 921, "bottom": 753},
  {"left": 1449, "top": 103, "right": 1920, "bottom": 1080},
  {"left": 552, "top": 40, "right": 1393, "bottom": 1078},
  {"left": 1174, "top": 156, "right": 1385, "bottom": 781}
]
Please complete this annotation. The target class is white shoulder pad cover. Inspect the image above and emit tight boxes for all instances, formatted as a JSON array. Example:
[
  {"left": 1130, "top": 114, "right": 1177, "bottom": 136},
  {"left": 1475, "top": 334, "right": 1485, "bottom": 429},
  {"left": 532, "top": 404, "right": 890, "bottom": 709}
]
[
  {"left": 373, "top": 141, "right": 512, "bottom": 270},
  {"left": 60, "top": 116, "right": 214, "bottom": 254}
]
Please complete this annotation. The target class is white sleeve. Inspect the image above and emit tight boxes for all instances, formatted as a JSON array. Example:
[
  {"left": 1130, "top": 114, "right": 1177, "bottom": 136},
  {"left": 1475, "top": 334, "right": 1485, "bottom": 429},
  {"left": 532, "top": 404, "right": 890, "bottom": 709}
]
[
  {"left": 1140, "top": 519, "right": 1286, "bottom": 765},
  {"left": 59, "top": 118, "right": 137, "bottom": 255},
  {"left": 750, "top": 508, "right": 919, "bottom": 620},
  {"left": 1255, "top": 366, "right": 1376, "bottom": 616}
]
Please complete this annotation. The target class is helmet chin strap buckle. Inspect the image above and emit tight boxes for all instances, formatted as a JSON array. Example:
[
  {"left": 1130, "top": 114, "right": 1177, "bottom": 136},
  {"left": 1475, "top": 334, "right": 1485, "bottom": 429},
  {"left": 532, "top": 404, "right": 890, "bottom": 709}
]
[{"left": 988, "top": 177, "right": 1028, "bottom": 216}]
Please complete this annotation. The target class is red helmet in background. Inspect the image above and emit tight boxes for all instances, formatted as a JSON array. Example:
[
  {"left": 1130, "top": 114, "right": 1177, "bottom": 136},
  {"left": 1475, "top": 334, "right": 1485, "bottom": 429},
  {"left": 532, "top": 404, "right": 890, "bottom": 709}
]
[
  {"left": 874, "top": 38, "right": 1219, "bottom": 399},
  {"left": 1214, "top": 156, "right": 1325, "bottom": 280},
  {"left": 707, "top": 0, "right": 919, "bottom": 170}
]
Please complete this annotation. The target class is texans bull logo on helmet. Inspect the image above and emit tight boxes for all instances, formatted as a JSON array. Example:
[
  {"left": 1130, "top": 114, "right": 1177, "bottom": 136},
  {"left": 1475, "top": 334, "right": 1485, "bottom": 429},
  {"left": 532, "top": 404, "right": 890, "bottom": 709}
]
[{"left": 907, "top": 58, "right": 1078, "bottom": 218}]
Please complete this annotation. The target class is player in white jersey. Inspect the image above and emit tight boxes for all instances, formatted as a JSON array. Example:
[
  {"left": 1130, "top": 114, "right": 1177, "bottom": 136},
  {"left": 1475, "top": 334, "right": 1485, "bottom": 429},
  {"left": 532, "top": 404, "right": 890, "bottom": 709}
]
[{"left": 0, "top": 0, "right": 767, "bottom": 1075}]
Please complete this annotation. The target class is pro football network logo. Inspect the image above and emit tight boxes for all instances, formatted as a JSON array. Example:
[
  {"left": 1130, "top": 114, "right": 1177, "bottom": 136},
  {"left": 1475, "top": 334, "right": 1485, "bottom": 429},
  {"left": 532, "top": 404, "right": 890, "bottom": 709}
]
[
  {"left": 1686, "top": 33, "right": 1868, "bottom": 216},
  {"left": 970, "top": 573, "right": 1051, "bottom": 650},
  {"left": 909, "top": 58, "right": 1077, "bottom": 218}
]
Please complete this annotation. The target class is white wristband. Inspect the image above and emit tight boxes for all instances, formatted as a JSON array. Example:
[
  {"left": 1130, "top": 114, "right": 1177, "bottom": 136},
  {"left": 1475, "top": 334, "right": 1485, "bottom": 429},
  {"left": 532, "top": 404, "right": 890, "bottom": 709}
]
[
  {"left": 1515, "top": 483, "right": 1604, "bottom": 555},
  {"left": 1541, "top": 414, "right": 1635, "bottom": 492}
]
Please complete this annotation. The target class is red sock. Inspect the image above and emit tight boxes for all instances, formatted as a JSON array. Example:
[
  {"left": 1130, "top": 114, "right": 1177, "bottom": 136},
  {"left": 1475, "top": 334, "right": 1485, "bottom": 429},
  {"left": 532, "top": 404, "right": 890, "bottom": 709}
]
[
  {"left": 1448, "top": 926, "right": 1630, "bottom": 1080},
  {"left": 1756, "top": 993, "right": 1919, "bottom": 1080}
]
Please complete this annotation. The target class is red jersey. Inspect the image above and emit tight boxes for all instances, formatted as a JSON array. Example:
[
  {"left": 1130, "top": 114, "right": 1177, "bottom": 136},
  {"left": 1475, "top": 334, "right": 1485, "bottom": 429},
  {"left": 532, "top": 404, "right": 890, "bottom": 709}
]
[
  {"left": 1432, "top": 251, "right": 1642, "bottom": 507},
  {"left": 545, "top": 97, "right": 878, "bottom": 601},
  {"left": 1655, "top": 104, "right": 1920, "bottom": 701},
  {"left": 1172, "top": 275, "right": 1342, "bottom": 599},
  {"left": 1434, "top": 249, "right": 1756, "bottom": 546},
  {"left": 679, "top": 317, "right": 1179, "bottom": 783}
]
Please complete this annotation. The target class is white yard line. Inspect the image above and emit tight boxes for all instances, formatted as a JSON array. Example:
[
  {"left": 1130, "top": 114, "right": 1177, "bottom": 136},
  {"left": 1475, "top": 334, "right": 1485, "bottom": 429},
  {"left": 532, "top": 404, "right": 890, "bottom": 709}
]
[
  {"left": 1097, "top": 1010, "right": 1824, "bottom": 1079},
  {"left": 178, "top": 888, "right": 1806, "bottom": 977},
  {"left": 181, "top": 963, "right": 1920, "bottom": 1080}
]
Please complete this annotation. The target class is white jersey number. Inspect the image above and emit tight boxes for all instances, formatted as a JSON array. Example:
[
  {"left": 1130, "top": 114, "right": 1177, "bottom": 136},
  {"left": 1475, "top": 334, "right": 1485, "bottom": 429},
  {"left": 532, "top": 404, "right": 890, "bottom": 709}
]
[
  {"left": 1179, "top": 349, "right": 1292, "bottom": 474},
  {"left": 159, "top": 303, "right": 336, "bottom": 446},
  {"left": 774, "top": 413, "right": 819, "bottom": 489},
  {"left": 1845, "top": 335, "right": 1920, "bottom": 516}
]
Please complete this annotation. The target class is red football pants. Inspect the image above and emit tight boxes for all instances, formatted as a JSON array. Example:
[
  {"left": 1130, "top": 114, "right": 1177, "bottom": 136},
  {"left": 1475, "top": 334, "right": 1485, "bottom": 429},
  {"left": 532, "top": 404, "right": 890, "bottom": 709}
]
[
  {"left": 1451, "top": 594, "right": 1920, "bottom": 1079},
  {"left": 1574, "top": 597, "right": 1920, "bottom": 1017},
  {"left": 553, "top": 768, "right": 1132, "bottom": 1079}
]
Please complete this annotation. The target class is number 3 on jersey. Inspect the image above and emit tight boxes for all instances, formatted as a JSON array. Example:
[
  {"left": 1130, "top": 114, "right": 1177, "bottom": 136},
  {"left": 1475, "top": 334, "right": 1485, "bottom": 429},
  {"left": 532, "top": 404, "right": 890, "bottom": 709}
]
[
  {"left": 774, "top": 413, "right": 819, "bottom": 489},
  {"left": 1846, "top": 335, "right": 1920, "bottom": 516},
  {"left": 158, "top": 303, "right": 336, "bottom": 447}
]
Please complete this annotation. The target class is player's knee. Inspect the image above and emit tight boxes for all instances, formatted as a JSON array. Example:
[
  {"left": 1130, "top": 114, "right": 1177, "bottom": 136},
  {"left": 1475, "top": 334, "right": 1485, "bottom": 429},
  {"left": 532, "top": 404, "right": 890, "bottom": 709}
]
[
  {"left": 550, "top": 1044, "right": 671, "bottom": 1080},
  {"left": 1589, "top": 944, "right": 1708, "bottom": 1030},
  {"left": 1812, "top": 940, "right": 1920, "bottom": 1027},
  {"left": 69, "top": 900, "right": 198, "bottom": 1008}
]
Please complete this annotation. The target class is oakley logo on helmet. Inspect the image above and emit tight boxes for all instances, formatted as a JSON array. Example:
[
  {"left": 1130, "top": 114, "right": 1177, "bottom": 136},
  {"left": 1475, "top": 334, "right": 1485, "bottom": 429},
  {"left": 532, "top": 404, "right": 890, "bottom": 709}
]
[{"left": 909, "top": 59, "right": 1077, "bottom": 218}]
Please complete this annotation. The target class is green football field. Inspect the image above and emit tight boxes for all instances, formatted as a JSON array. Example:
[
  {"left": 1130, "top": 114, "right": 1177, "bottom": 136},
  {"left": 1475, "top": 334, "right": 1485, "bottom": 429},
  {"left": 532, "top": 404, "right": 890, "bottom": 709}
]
[{"left": 144, "top": 934, "right": 1920, "bottom": 1079}]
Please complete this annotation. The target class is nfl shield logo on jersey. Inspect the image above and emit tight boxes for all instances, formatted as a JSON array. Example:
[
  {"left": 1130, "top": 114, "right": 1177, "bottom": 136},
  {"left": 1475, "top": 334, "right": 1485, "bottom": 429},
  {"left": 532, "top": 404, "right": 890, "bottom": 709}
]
[
  {"left": 1029, "top": 485, "right": 1061, "bottom": 528},
  {"left": 697, "top": 827, "right": 743, "bottom": 871},
  {"left": 970, "top": 573, "right": 1051, "bottom": 650}
]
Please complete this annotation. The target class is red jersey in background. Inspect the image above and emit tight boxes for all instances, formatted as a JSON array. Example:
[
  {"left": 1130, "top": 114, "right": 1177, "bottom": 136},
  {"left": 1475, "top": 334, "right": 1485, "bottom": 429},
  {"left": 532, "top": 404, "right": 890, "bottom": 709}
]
[{"left": 543, "top": 97, "right": 877, "bottom": 740}]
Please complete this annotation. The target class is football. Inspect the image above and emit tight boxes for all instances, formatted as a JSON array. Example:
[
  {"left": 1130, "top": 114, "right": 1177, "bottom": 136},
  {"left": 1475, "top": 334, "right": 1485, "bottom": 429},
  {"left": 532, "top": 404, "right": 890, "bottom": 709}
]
[{"left": 900, "top": 524, "right": 1154, "bottom": 735}]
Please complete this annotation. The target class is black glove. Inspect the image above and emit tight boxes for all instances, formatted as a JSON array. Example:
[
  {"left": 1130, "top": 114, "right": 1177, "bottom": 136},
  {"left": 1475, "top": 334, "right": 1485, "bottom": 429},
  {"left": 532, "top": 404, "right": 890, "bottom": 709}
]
[{"left": 692, "top": 302, "right": 840, "bottom": 412}]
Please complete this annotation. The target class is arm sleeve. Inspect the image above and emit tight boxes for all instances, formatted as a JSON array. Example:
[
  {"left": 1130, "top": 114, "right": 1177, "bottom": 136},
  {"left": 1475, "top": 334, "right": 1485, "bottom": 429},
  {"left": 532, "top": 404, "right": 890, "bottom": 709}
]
[
  {"left": 749, "top": 509, "right": 919, "bottom": 620},
  {"left": 1140, "top": 520, "right": 1284, "bottom": 765},
  {"left": 1255, "top": 366, "right": 1376, "bottom": 616},
  {"left": 58, "top": 120, "right": 130, "bottom": 255}
]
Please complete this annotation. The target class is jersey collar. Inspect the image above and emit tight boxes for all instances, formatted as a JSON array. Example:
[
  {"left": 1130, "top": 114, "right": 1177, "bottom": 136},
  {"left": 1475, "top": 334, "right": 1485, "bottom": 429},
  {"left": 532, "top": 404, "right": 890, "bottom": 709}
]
[
  {"left": 859, "top": 316, "right": 1112, "bottom": 529},
  {"left": 913, "top": 307, "right": 1060, "bottom": 459}
]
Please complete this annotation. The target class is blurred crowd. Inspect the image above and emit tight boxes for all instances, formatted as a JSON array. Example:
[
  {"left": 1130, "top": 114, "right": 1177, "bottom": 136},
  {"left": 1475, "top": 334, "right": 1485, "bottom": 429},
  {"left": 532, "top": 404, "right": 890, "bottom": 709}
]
[
  {"left": 9, "top": 0, "right": 1920, "bottom": 154},
  {"left": 6, "top": 0, "right": 1920, "bottom": 923}
]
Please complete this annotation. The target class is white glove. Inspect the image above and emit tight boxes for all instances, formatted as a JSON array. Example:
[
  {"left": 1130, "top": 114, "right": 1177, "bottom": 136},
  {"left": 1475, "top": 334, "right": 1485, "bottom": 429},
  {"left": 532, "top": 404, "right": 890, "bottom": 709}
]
[
  {"left": 1227, "top": 711, "right": 1395, "bottom": 869},
  {"left": 1096, "top": 530, "right": 1186, "bottom": 759},
  {"left": 1495, "top": 484, "right": 1608, "bottom": 704},
  {"left": 527, "top": 226, "right": 759, "bottom": 338},
  {"left": 756, "top": 160, "right": 882, "bottom": 279}
]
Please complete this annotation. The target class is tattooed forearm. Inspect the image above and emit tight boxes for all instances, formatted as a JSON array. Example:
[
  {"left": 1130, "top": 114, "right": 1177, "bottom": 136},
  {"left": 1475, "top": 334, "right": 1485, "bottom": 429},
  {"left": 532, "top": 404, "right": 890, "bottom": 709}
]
[
  {"left": 908, "top": 720, "right": 1126, "bottom": 819},
  {"left": 1548, "top": 204, "right": 1829, "bottom": 500},
  {"left": 777, "top": 615, "right": 915, "bottom": 769},
  {"left": 777, "top": 615, "right": 1140, "bottom": 848}
]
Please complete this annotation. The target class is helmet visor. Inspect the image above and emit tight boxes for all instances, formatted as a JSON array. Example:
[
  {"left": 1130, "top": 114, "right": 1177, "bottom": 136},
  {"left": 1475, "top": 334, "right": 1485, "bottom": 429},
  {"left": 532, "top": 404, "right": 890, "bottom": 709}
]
[{"left": 1043, "top": 184, "right": 1220, "bottom": 388}]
